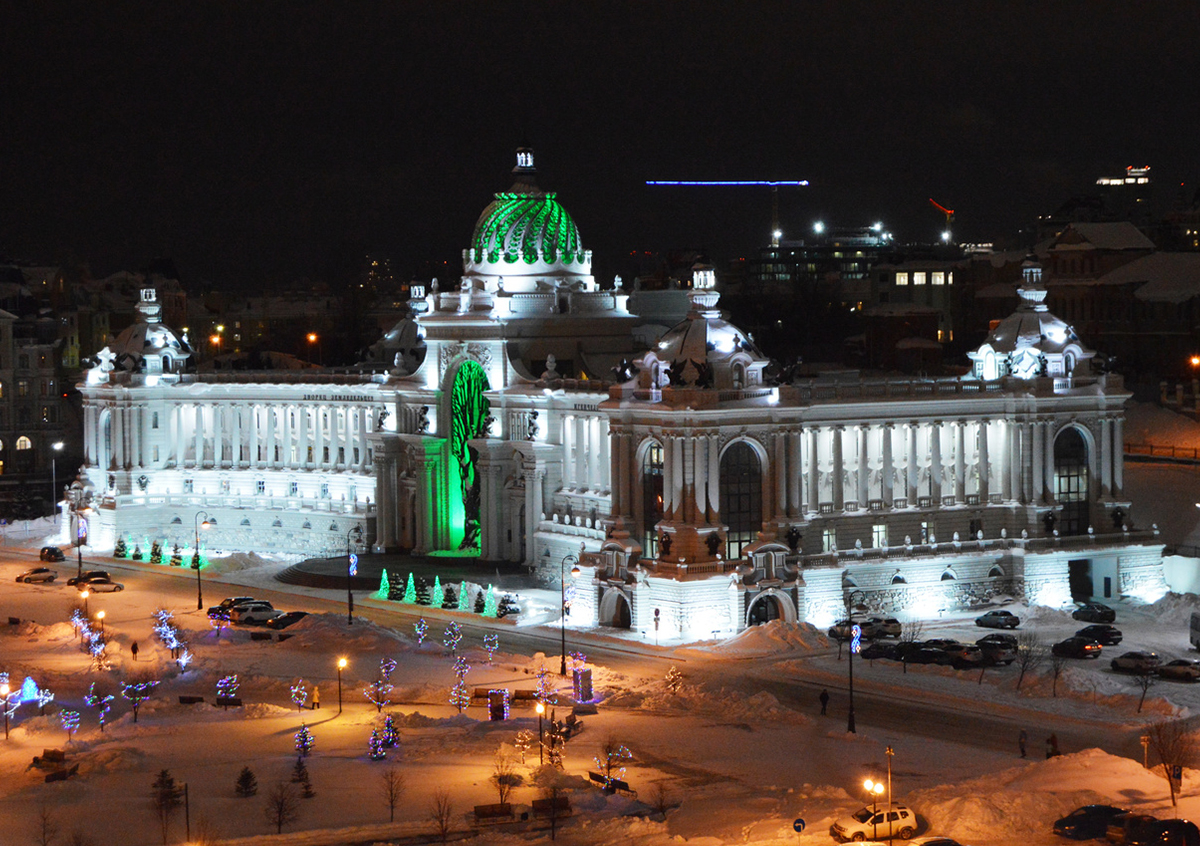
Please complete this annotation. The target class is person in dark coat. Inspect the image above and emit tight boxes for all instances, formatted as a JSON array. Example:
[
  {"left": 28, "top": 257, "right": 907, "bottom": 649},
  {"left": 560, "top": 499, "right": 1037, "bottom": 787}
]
[
  {"left": 131, "top": 641, "right": 139, "bottom": 661},
  {"left": 1019, "top": 729, "right": 1027, "bottom": 758},
  {"left": 819, "top": 689, "right": 830, "bottom": 715}
]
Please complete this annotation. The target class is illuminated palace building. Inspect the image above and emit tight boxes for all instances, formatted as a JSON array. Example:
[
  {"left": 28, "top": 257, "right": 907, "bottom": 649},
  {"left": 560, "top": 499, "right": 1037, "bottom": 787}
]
[{"left": 78, "top": 150, "right": 1165, "bottom": 637}]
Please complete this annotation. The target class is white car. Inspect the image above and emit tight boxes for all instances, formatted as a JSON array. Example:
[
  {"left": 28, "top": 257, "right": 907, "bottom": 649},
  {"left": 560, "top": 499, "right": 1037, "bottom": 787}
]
[
  {"left": 232, "top": 603, "right": 282, "bottom": 625},
  {"left": 15, "top": 567, "right": 57, "bottom": 583},
  {"left": 83, "top": 578, "right": 125, "bottom": 593},
  {"left": 831, "top": 804, "right": 916, "bottom": 841}
]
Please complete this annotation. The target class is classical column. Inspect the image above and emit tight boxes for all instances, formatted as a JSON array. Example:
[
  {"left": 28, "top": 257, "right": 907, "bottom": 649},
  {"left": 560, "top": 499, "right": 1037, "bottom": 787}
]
[
  {"left": 1113, "top": 417, "right": 1124, "bottom": 496},
  {"left": 881, "top": 422, "right": 894, "bottom": 506},
  {"left": 614, "top": 431, "right": 628, "bottom": 515},
  {"left": 586, "top": 417, "right": 599, "bottom": 493},
  {"left": 194, "top": 404, "right": 204, "bottom": 469},
  {"left": 787, "top": 428, "right": 802, "bottom": 518},
  {"left": 1100, "top": 417, "right": 1112, "bottom": 498},
  {"left": 524, "top": 464, "right": 545, "bottom": 565},
  {"left": 954, "top": 420, "right": 966, "bottom": 503},
  {"left": 907, "top": 422, "right": 919, "bottom": 503},
  {"left": 832, "top": 426, "right": 844, "bottom": 511},
  {"left": 598, "top": 419, "right": 610, "bottom": 493},
  {"left": 693, "top": 431, "right": 708, "bottom": 522},
  {"left": 683, "top": 432, "right": 696, "bottom": 523},
  {"left": 856, "top": 425, "right": 869, "bottom": 507},
  {"left": 671, "top": 435, "right": 684, "bottom": 521},
  {"left": 1044, "top": 420, "right": 1057, "bottom": 503},
  {"left": 806, "top": 427, "right": 819, "bottom": 513},
  {"left": 562, "top": 415, "right": 575, "bottom": 490},
  {"left": 374, "top": 452, "right": 393, "bottom": 551},
  {"left": 1031, "top": 420, "right": 1045, "bottom": 503},
  {"left": 775, "top": 431, "right": 788, "bottom": 520},
  {"left": 249, "top": 405, "right": 259, "bottom": 469},
  {"left": 213, "top": 403, "right": 224, "bottom": 468},
  {"left": 978, "top": 420, "right": 990, "bottom": 501},
  {"left": 130, "top": 404, "right": 142, "bottom": 469},
  {"left": 708, "top": 433, "right": 721, "bottom": 519}
]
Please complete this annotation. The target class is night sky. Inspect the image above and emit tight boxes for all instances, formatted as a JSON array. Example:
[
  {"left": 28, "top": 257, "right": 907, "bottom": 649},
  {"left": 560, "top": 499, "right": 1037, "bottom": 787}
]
[{"left": 2, "top": 3, "right": 1198, "bottom": 288}]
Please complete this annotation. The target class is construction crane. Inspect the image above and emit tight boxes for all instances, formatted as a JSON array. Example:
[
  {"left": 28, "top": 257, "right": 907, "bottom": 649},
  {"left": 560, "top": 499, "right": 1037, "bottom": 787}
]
[
  {"left": 929, "top": 198, "right": 955, "bottom": 242},
  {"left": 647, "top": 179, "right": 810, "bottom": 245}
]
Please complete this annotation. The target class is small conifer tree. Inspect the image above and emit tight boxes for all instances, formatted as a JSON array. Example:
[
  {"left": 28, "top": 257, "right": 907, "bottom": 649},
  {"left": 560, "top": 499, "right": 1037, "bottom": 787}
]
[
  {"left": 458, "top": 583, "right": 471, "bottom": 611},
  {"left": 235, "top": 766, "right": 258, "bottom": 797},
  {"left": 374, "top": 568, "right": 390, "bottom": 600},
  {"left": 431, "top": 576, "right": 444, "bottom": 608},
  {"left": 402, "top": 572, "right": 417, "bottom": 603},
  {"left": 169, "top": 544, "right": 183, "bottom": 567},
  {"left": 149, "top": 540, "right": 163, "bottom": 564},
  {"left": 113, "top": 536, "right": 128, "bottom": 558}
]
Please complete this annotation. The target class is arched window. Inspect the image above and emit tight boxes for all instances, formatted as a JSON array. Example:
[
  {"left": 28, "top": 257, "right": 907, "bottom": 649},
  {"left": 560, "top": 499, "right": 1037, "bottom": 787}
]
[
  {"left": 988, "top": 565, "right": 1005, "bottom": 578},
  {"left": 892, "top": 573, "right": 907, "bottom": 585},
  {"left": 641, "top": 442, "right": 663, "bottom": 557},
  {"left": 1054, "top": 427, "right": 1089, "bottom": 536},
  {"left": 16, "top": 436, "right": 32, "bottom": 450},
  {"left": 941, "top": 569, "right": 957, "bottom": 581},
  {"left": 720, "top": 441, "right": 762, "bottom": 559}
]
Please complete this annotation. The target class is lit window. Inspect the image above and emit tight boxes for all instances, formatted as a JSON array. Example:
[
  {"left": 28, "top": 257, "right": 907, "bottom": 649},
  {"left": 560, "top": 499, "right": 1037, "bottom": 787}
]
[
  {"left": 931, "top": 272, "right": 945, "bottom": 286},
  {"left": 822, "top": 528, "right": 837, "bottom": 552},
  {"left": 895, "top": 272, "right": 909, "bottom": 286},
  {"left": 947, "top": 272, "right": 954, "bottom": 285},
  {"left": 152, "top": 412, "right": 159, "bottom": 429},
  {"left": 289, "top": 481, "right": 299, "bottom": 496},
  {"left": 872, "top": 524, "right": 888, "bottom": 548},
  {"left": 183, "top": 479, "right": 193, "bottom": 493},
  {"left": 17, "top": 380, "right": 28, "bottom": 397},
  {"left": 913, "top": 272, "right": 927, "bottom": 285},
  {"left": 256, "top": 479, "right": 266, "bottom": 495},
  {"left": 16, "top": 436, "right": 32, "bottom": 450},
  {"left": 320, "top": 483, "right": 330, "bottom": 499}
]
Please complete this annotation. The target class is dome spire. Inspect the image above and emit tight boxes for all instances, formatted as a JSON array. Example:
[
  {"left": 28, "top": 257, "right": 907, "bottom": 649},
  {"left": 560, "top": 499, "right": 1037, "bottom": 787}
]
[{"left": 510, "top": 146, "right": 540, "bottom": 193}]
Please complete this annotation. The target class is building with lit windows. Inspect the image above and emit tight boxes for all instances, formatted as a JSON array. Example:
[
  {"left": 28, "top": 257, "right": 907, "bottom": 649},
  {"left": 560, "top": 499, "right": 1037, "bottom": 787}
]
[{"left": 76, "top": 150, "right": 1165, "bottom": 637}]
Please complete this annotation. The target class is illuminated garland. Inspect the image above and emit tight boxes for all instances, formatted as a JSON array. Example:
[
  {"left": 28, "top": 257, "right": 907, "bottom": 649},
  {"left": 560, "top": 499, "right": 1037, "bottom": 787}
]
[
  {"left": 290, "top": 680, "right": 309, "bottom": 712},
  {"left": 217, "top": 675, "right": 239, "bottom": 699},
  {"left": 362, "top": 678, "right": 393, "bottom": 713},
  {"left": 380, "top": 658, "right": 397, "bottom": 681},
  {"left": 60, "top": 709, "right": 80, "bottom": 742},
  {"left": 488, "top": 689, "right": 510, "bottom": 720},
  {"left": 535, "top": 666, "right": 551, "bottom": 704},
  {"left": 594, "top": 742, "right": 633, "bottom": 787},
  {"left": 121, "top": 680, "right": 158, "bottom": 723},
  {"left": 483, "top": 633, "right": 499, "bottom": 663},
  {"left": 368, "top": 728, "right": 387, "bottom": 760},
  {"left": 414, "top": 619, "right": 427, "bottom": 645},
  {"left": 295, "top": 723, "right": 315, "bottom": 757},
  {"left": 381, "top": 714, "right": 399, "bottom": 747},
  {"left": 84, "top": 683, "right": 114, "bottom": 731},
  {"left": 449, "top": 655, "right": 470, "bottom": 713},
  {"left": 443, "top": 621, "right": 462, "bottom": 654}
]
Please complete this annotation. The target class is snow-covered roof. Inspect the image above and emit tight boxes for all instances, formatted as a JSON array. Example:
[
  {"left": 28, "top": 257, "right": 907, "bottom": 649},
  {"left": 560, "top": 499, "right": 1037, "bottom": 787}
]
[
  {"left": 1050, "top": 222, "right": 1156, "bottom": 251},
  {"left": 1091, "top": 253, "right": 1200, "bottom": 303}
]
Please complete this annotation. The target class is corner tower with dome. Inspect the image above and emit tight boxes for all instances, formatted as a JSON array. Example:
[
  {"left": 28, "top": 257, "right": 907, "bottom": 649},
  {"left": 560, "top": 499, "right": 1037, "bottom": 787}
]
[{"left": 75, "top": 150, "right": 1165, "bottom": 639}]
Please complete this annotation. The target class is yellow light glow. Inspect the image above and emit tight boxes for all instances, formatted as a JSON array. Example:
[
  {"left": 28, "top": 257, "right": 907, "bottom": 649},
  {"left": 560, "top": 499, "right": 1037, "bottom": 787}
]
[
  {"left": 307, "top": 333, "right": 318, "bottom": 343},
  {"left": 96, "top": 611, "right": 105, "bottom": 620},
  {"left": 535, "top": 702, "right": 545, "bottom": 714},
  {"left": 337, "top": 657, "right": 348, "bottom": 669}
]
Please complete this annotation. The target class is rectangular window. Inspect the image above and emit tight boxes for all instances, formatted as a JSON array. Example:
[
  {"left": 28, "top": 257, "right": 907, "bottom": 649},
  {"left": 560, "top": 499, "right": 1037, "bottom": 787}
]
[
  {"left": 306, "top": 446, "right": 314, "bottom": 463},
  {"left": 152, "top": 412, "right": 159, "bottom": 429},
  {"left": 913, "top": 272, "right": 927, "bottom": 286},
  {"left": 183, "top": 479, "right": 194, "bottom": 494},
  {"left": 353, "top": 447, "right": 360, "bottom": 463},
  {"left": 337, "top": 447, "right": 345, "bottom": 464},
  {"left": 920, "top": 521, "right": 929, "bottom": 544},
  {"left": 872, "top": 524, "right": 888, "bottom": 548},
  {"left": 895, "top": 272, "right": 909, "bottom": 286},
  {"left": 289, "top": 481, "right": 299, "bottom": 496},
  {"left": 822, "top": 528, "right": 837, "bottom": 553},
  {"left": 320, "top": 483, "right": 330, "bottom": 499},
  {"left": 256, "top": 479, "right": 266, "bottom": 495},
  {"left": 17, "top": 380, "right": 28, "bottom": 397},
  {"left": 932, "top": 272, "right": 945, "bottom": 286},
  {"left": 947, "top": 271, "right": 954, "bottom": 285},
  {"left": 153, "top": 445, "right": 159, "bottom": 462},
  {"left": 18, "top": 354, "right": 28, "bottom": 369},
  {"left": 322, "top": 446, "right": 329, "bottom": 463}
]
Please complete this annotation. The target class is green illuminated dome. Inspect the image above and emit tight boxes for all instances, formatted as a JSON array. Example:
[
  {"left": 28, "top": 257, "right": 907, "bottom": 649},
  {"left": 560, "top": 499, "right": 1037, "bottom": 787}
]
[{"left": 463, "top": 149, "right": 593, "bottom": 288}]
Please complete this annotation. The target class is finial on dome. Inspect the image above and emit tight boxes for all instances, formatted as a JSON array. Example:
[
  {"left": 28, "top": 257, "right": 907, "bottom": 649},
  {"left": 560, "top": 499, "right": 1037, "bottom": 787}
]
[
  {"left": 514, "top": 147, "right": 536, "bottom": 173},
  {"left": 511, "top": 146, "right": 540, "bottom": 192}
]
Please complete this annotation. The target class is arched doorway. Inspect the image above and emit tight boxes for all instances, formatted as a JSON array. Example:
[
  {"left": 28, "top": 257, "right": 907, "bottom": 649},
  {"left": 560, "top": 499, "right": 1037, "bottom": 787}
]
[
  {"left": 720, "top": 441, "right": 762, "bottom": 559},
  {"left": 747, "top": 592, "right": 786, "bottom": 626},
  {"left": 1054, "top": 427, "right": 1089, "bottom": 536},
  {"left": 599, "top": 588, "right": 632, "bottom": 629}
]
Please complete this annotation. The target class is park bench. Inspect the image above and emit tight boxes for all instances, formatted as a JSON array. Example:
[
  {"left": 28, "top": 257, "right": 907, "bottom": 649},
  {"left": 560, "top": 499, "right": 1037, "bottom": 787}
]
[
  {"left": 532, "top": 796, "right": 572, "bottom": 818},
  {"left": 472, "top": 803, "right": 516, "bottom": 825},
  {"left": 511, "top": 690, "right": 539, "bottom": 706},
  {"left": 588, "top": 771, "right": 636, "bottom": 798},
  {"left": 30, "top": 749, "right": 66, "bottom": 769},
  {"left": 44, "top": 763, "right": 79, "bottom": 783},
  {"left": 214, "top": 696, "right": 242, "bottom": 709},
  {"left": 249, "top": 631, "right": 272, "bottom": 641},
  {"left": 178, "top": 695, "right": 205, "bottom": 705}
]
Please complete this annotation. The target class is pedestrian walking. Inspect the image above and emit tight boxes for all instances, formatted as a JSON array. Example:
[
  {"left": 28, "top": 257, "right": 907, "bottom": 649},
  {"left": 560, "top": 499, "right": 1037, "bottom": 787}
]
[
  {"left": 1018, "top": 729, "right": 1027, "bottom": 758},
  {"left": 312, "top": 686, "right": 320, "bottom": 710},
  {"left": 1049, "top": 732, "right": 1059, "bottom": 757},
  {"left": 131, "top": 641, "right": 139, "bottom": 661},
  {"left": 819, "top": 689, "right": 830, "bottom": 716}
]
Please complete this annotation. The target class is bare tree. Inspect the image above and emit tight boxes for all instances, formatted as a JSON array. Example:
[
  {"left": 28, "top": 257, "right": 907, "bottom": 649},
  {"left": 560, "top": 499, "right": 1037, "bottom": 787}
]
[
  {"left": 430, "top": 790, "right": 453, "bottom": 843},
  {"left": 1148, "top": 720, "right": 1196, "bottom": 807},
  {"left": 32, "top": 804, "right": 59, "bottom": 846},
  {"left": 1049, "top": 653, "right": 1069, "bottom": 697},
  {"left": 1014, "top": 631, "right": 1046, "bottom": 690},
  {"left": 263, "top": 782, "right": 301, "bottom": 834},
  {"left": 899, "top": 620, "right": 925, "bottom": 674},
  {"left": 379, "top": 766, "right": 405, "bottom": 823},
  {"left": 648, "top": 780, "right": 674, "bottom": 819},
  {"left": 1133, "top": 670, "right": 1157, "bottom": 713},
  {"left": 543, "top": 783, "right": 565, "bottom": 841},
  {"left": 490, "top": 749, "right": 520, "bottom": 805}
]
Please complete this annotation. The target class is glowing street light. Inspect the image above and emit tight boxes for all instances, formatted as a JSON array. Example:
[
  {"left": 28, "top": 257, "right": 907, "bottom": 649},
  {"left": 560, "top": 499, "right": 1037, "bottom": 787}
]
[
  {"left": 941, "top": 230, "right": 953, "bottom": 243},
  {"left": 51, "top": 442, "right": 64, "bottom": 524},
  {"left": 337, "top": 657, "right": 348, "bottom": 714},
  {"left": 864, "top": 778, "right": 885, "bottom": 839},
  {"left": 193, "top": 511, "right": 211, "bottom": 610},
  {"left": 536, "top": 701, "right": 546, "bottom": 764},
  {"left": 813, "top": 221, "right": 825, "bottom": 235},
  {"left": 79, "top": 589, "right": 90, "bottom": 618},
  {"left": 96, "top": 610, "right": 105, "bottom": 634}
]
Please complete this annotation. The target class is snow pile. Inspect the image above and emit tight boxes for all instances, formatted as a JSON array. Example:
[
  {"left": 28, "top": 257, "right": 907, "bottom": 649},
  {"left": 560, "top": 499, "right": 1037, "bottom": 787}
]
[
  {"left": 605, "top": 677, "right": 801, "bottom": 722},
  {"left": 699, "top": 619, "right": 829, "bottom": 657},
  {"left": 1145, "top": 592, "right": 1200, "bottom": 626}
]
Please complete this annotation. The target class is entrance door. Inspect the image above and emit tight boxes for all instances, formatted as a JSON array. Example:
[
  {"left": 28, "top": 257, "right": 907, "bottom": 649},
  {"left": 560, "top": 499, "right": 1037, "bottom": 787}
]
[
  {"left": 748, "top": 594, "right": 783, "bottom": 626},
  {"left": 1068, "top": 559, "right": 1093, "bottom": 600}
]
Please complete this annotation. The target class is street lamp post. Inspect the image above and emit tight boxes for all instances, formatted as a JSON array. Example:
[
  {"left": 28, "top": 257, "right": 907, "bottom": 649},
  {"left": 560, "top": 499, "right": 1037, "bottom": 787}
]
[
  {"left": 337, "top": 657, "right": 347, "bottom": 714},
  {"left": 68, "top": 483, "right": 89, "bottom": 582},
  {"left": 886, "top": 745, "right": 895, "bottom": 844},
  {"left": 559, "top": 551, "right": 581, "bottom": 676},
  {"left": 845, "top": 589, "right": 866, "bottom": 734},
  {"left": 96, "top": 610, "right": 105, "bottom": 634},
  {"left": 193, "top": 511, "right": 211, "bottom": 611},
  {"left": 0, "top": 681, "right": 9, "bottom": 739},
  {"left": 51, "top": 442, "right": 63, "bottom": 524},
  {"left": 80, "top": 589, "right": 90, "bottom": 618},
  {"left": 864, "top": 779, "right": 885, "bottom": 840},
  {"left": 536, "top": 701, "right": 546, "bottom": 764},
  {"left": 346, "top": 525, "right": 363, "bottom": 626}
]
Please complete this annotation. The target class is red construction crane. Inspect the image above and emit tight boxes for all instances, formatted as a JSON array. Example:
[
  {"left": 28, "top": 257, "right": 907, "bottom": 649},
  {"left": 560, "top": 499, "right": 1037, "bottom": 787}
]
[{"left": 929, "top": 198, "right": 955, "bottom": 242}]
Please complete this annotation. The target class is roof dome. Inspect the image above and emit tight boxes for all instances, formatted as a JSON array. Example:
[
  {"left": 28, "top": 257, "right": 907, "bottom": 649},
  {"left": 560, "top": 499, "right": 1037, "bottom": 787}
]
[
  {"left": 86, "top": 288, "right": 191, "bottom": 385},
  {"left": 967, "top": 258, "right": 1094, "bottom": 380},
  {"left": 462, "top": 149, "right": 593, "bottom": 291}
]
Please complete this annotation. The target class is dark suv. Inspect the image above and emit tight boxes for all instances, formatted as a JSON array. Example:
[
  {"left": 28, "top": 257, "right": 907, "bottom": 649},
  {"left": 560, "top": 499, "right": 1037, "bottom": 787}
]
[
  {"left": 1054, "top": 804, "right": 1128, "bottom": 840},
  {"left": 1076, "top": 624, "right": 1122, "bottom": 645},
  {"left": 40, "top": 546, "right": 65, "bottom": 562},
  {"left": 1072, "top": 602, "right": 1116, "bottom": 623}
]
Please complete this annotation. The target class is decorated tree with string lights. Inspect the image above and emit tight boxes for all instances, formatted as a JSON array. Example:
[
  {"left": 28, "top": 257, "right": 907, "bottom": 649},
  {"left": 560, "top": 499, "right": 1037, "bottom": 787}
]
[
  {"left": 374, "top": 569, "right": 390, "bottom": 600},
  {"left": 380, "top": 658, "right": 397, "bottom": 681},
  {"left": 449, "top": 655, "right": 471, "bottom": 714},
  {"left": 443, "top": 621, "right": 462, "bottom": 655},
  {"left": 595, "top": 736, "right": 633, "bottom": 788},
  {"left": 381, "top": 713, "right": 399, "bottom": 747},
  {"left": 85, "top": 683, "right": 114, "bottom": 732},
  {"left": 122, "top": 679, "right": 158, "bottom": 723},
  {"left": 295, "top": 723, "right": 315, "bottom": 758},
  {"left": 290, "top": 680, "right": 309, "bottom": 712},
  {"left": 414, "top": 618, "right": 428, "bottom": 645},
  {"left": 482, "top": 585, "right": 498, "bottom": 617},
  {"left": 431, "top": 576, "right": 444, "bottom": 609},
  {"left": 368, "top": 728, "right": 387, "bottom": 760},
  {"left": 362, "top": 678, "right": 393, "bottom": 713},
  {"left": 535, "top": 666, "right": 552, "bottom": 704},
  {"left": 402, "top": 573, "right": 417, "bottom": 604},
  {"left": 209, "top": 607, "right": 231, "bottom": 635},
  {"left": 217, "top": 674, "right": 239, "bottom": 700},
  {"left": 457, "top": 583, "right": 471, "bottom": 611},
  {"left": 60, "top": 709, "right": 80, "bottom": 743},
  {"left": 483, "top": 633, "right": 499, "bottom": 663}
]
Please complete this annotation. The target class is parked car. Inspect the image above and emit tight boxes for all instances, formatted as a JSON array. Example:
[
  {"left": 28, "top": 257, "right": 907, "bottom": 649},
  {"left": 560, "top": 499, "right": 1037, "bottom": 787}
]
[
  {"left": 67, "top": 570, "right": 112, "bottom": 587},
  {"left": 976, "top": 634, "right": 1018, "bottom": 665},
  {"left": 1111, "top": 651, "right": 1162, "bottom": 674},
  {"left": 1052, "top": 637, "right": 1103, "bottom": 659},
  {"left": 1075, "top": 624, "right": 1123, "bottom": 646},
  {"left": 237, "top": 606, "right": 284, "bottom": 625},
  {"left": 828, "top": 619, "right": 882, "bottom": 641},
  {"left": 866, "top": 617, "right": 903, "bottom": 638},
  {"left": 208, "top": 597, "right": 257, "bottom": 618},
  {"left": 40, "top": 546, "right": 66, "bottom": 562},
  {"left": 15, "top": 567, "right": 58, "bottom": 583},
  {"left": 1053, "top": 804, "right": 1129, "bottom": 840},
  {"left": 265, "top": 611, "right": 309, "bottom": 630},
  {"left": 1156, "top": 659, "right": 1200, "bottom": 682},
  {"left": 938, "top": 643, "right": 985, "bottom": 667},
  {"left": 830, "top": 804, "right": 917, "bottom": 841},
  {"left": 922, "top": 638, "right": 961, "bottom": 650},
  {"left": 975, "top": 610, "right": 1020, "bottom": 629},
  {"left": 861, "top": 641, "right": 897, "bottom": 660},
  {"left": 1133, "top": 819, "right": 1200, "bottom": 846},
  {"left": 83, "top": 578, "right": 124, "bottom": 592},
  {"left": 1107, "top": 814, "right": 1160, "bottom": 846},
  {"left": 230, "top": 601, "right": 277, "bottom": 623},
  {"left": 910, "top": 646, "right": 956, "bottom": 666},
  {"left": 1072, "top": 602, "right": 1116, "bottom": 623}
]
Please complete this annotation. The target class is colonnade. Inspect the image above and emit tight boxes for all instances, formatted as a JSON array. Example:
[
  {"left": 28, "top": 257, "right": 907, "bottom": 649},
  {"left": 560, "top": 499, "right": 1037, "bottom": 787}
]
[{"left": 561, "top": 413, "right": 610, "bottom": 493}]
